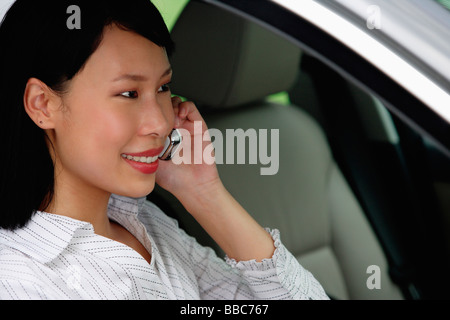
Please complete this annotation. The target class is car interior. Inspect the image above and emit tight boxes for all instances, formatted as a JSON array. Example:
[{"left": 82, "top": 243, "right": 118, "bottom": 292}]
[{"left": 147, "top": 0, "right": 450, "bottom": 299}]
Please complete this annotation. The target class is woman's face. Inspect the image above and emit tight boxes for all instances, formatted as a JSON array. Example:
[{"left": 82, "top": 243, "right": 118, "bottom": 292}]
[{"left": 49, "top": 25, "right": 174, "bottom": 199}]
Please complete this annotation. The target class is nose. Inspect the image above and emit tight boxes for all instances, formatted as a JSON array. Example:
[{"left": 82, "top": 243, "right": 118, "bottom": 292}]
[{"left": 138, "top": 97, "right": 173, "bottom": 138}]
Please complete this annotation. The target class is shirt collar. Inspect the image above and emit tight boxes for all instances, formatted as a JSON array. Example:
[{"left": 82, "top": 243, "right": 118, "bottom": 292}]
[
  {"left": 0, "top": 194, "right": 146, "bottom": 264},
  {"left": 107, "top": 194, "right": 145, "bottom": 218}
]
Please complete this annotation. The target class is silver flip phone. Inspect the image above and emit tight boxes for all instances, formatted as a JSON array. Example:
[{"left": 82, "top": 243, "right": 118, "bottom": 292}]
[{"left": 159, "top": 129, "right": 182, "bottom": 160}]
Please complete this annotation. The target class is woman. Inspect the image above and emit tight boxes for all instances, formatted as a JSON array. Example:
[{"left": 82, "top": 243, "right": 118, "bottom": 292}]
[{"left": 0, "top": 0, "right": 328, "bottom": 299}]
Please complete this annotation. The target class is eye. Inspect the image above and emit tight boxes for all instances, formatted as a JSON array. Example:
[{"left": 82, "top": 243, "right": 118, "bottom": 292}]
[
  {"left": 158, "top": 82, "right": 171, "bottom": 93},
  {"left": 120, "top": 91, "right": 138, "bottom": 99}
]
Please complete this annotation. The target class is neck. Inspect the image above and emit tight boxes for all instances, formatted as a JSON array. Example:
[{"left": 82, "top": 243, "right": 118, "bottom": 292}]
[{"left": 46, "top": 176, "right": 113, "bottom": 238}]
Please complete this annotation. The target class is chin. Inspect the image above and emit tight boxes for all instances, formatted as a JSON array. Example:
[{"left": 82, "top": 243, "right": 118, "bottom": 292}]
[{"left": 115, "top": 180, "right": 156, "bottom": 199}]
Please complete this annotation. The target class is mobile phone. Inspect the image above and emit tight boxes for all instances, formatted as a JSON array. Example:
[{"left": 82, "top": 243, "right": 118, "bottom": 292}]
[{"left": 159, "top": 128, "right": 182, "bottom": 160}]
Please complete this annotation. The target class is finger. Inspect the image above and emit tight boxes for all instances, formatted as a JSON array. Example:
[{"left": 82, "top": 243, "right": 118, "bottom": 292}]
[
  {"left": 171, "top": 96, "right": 183, "bottom": 127},
  {"left": 172, "top": 95, "right": 182, "bottom": 108},
  {"left": 176, "top": 101, "right": 209, "bottom": 133},
  {"left": 171, "top": 96, "right": 182, "bottom": 116},
  {"left": 175, "top": 102, "right": 191, "bottom": 129},
  {"left": 178, "top": 102, "right": 189, "bottom": 119},
  {"left": 180, "top": 101, "right": 204, "bottom": 123}
]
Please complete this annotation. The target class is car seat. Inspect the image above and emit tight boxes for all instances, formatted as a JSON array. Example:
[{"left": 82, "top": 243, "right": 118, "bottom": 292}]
[{"left": 158, "top": 0, "right": 404, "bottom": 300}]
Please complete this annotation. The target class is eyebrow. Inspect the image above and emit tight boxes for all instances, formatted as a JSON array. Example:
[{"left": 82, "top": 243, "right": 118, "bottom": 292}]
[{"left": 112, "top": 67, "right": 172, "bottom": 82}]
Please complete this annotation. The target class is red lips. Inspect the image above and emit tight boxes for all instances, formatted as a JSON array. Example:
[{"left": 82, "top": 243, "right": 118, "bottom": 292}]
[
  {"left": 122, "top": 146, "right": 165, "bottom": 174},
  {"left": 123, "top": 146, "right": 165, "bottom": 158}
]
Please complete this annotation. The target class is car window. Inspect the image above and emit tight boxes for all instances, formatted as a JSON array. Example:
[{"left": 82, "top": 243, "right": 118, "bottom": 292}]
[
  {"left": 163, "top": 0, "right": 450, "bottom": 299},
  {"left": 152, "top": 0, "right": 189, "bottom": 30},
  {"left": 152, "top": 0, "right": 291, "bottom": 105},
  {"left": 436, "top": 0, "right": 450, "bottom": 10}
]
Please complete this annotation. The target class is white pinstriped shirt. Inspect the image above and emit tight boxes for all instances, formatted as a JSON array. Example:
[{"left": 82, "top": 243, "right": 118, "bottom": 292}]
[{"left": 0, "top": 194, "right": 328, "bottom": 300}]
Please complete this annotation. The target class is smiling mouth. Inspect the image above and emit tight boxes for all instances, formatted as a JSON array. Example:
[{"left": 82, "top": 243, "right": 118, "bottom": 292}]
[
  {"left": 120, "top": 149, "right": 162, "bottom": 175},
  {"left": 121, "top": 154, "right": 159, "bottom": 164}
]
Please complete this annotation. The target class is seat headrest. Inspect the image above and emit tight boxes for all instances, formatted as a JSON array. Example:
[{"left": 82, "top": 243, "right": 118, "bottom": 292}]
[{"left": 170, "top": 1, "right": 301, "bottom": 108}]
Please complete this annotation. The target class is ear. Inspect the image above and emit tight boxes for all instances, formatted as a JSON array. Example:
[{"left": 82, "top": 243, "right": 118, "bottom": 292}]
[{"left": 23, "top": 78, "right": 61, "bottom": 129}]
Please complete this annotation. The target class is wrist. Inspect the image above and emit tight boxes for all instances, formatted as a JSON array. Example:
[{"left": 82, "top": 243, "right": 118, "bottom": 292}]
[
  {"left": 177, "top": 178, "right": 276, "bottom": 262},
  {"left": 177, "top": 178, "right": 228, "bottom": 215}
]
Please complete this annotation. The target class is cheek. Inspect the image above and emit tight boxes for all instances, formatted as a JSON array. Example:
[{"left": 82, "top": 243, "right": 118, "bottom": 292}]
[
  {"left": 161, "top": 96, "right": 176, "bottom": 128},
  {"left": 90, "top": 111, "right": 134, "bottom": 150},
  {"left": 57, "top": 102, "right": 135, "bottom": 167},
  {"left": 54, "top": 107, "right": 139, "bottom": 195}
]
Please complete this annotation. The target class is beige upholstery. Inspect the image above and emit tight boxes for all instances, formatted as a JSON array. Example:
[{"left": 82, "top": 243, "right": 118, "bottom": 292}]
[
  {"left": 167, "top": 1, "right": 403, "bottom": 300},
  {"left": 170, "top": 1, "right": 300, "bottom": 108}
]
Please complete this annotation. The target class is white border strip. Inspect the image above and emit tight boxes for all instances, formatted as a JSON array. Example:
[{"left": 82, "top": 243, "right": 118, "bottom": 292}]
[{"left": 272, "top": 0, "right": 450, "bottom": 123}]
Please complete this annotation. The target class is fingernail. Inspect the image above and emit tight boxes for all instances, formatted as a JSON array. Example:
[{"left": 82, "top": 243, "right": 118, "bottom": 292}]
[{"left": 180, "top": 105, "right": 188, "bottom": 118}]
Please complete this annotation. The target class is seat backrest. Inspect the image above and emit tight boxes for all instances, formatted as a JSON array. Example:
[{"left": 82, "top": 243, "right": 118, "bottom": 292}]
[{"left": 168, "top": 1, "right": 403, "bottom": 300}]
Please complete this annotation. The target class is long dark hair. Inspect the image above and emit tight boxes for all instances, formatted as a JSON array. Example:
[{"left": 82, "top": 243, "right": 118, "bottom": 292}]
[{"left": 0, "top": 0, "right": 174, "bottom": 230}]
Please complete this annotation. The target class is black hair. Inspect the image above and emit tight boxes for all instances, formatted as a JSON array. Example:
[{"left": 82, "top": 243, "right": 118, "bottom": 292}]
[{"left": 0, "top": 0, "right": 174, "bottom": 230}]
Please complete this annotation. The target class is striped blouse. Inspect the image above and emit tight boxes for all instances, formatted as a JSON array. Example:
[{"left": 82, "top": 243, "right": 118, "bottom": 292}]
[{"left": 0, "top": 194, "right": 328, "bottom": 300}]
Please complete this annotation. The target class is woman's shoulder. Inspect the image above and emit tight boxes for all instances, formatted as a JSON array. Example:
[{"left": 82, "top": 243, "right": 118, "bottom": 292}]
[
  {"left": 0, "top": 241, "right": 40, "bottom": 277},
  {"left": 0, "top": 243, "right": 54, "bottom": 299}
]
